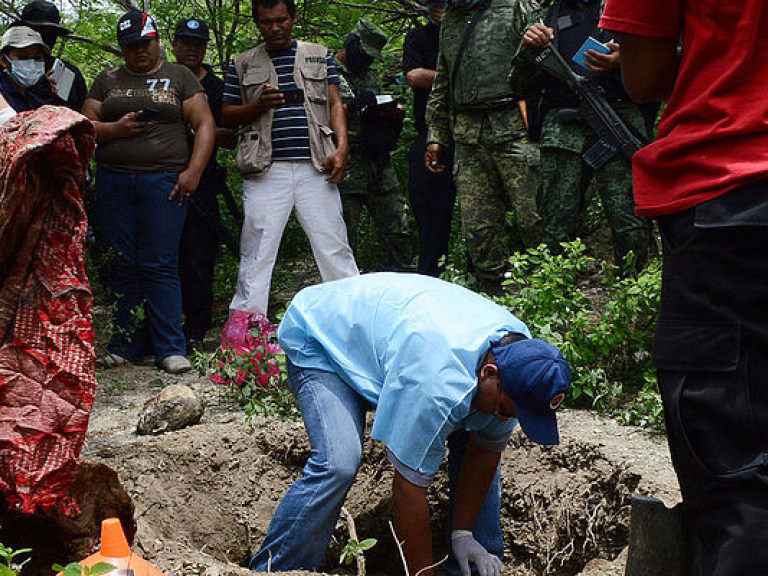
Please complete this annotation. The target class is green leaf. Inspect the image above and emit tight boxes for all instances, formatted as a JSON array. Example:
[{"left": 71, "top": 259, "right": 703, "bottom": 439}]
[
  {"left": 90, "top": 562, "right": 117, "bottom": 575},
  {"left": 62, "top": 563, "right": 84, "bottom": 576},
  {"left": 358, "top": 538, "right": 377, "bottom": 550}
]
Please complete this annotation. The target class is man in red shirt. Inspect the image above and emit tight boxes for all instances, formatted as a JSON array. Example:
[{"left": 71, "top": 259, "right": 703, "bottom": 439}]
[{"left": 600, "top": 1, "right": 768, "bottom": 574}]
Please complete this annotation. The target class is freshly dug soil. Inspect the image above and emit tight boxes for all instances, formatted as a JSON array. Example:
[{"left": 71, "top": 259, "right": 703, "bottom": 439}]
[{"left": 42, "top": 364, "right": 679, "bottom": 576}]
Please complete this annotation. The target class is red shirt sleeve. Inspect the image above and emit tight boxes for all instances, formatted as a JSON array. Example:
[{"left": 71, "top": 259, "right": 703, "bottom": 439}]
[{"left": 600, "top": 0, "right": 683, "bottom": 39}]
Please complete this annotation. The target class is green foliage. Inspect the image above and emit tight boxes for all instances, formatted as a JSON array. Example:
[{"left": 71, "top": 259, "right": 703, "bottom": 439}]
[
  {"left": 0, "top": 541, "right": 31, "bottom": 576},
  {"left": 52, "top": 562, "right": 116, "bottom": 576},
  {"left": 497, "top": 241, "right": 664, "bottom": 429},
  {"left": 339, "top": 538, "right": 377, "bottom": 567}
]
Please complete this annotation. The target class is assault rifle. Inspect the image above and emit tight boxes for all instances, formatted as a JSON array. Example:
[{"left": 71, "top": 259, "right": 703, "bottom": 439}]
[{"left": 522, "top": 43, "right": 645, "bottom": 170}]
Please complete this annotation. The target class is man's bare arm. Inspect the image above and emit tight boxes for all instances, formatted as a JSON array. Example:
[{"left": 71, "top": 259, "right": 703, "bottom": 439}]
[
  {"left": 323, "top": 83, "right": 349, "bottom": 184},
  {"left": 613, "top": 33, "right": 679, "bottom": 102},
  {"left": 406, "top": 68, "right": 436, "bottom": 89},
  {"left": 452, "top": 435, "right": 501, "bottom": 531},
  {"left": 392, "top": 471, "right": 434, "bottom": 576}
]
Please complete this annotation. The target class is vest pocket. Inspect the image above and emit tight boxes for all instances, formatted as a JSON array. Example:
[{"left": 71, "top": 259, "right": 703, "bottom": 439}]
[
  {"left": 317, "top": 124, "right": 336, "bottom": 160},
  {"left": 236, "top": 129, "right": 267, "bottom": 174},
  {"left": 301, "top": 67, "right": 329, "bottom": 103},
  {"left": 241, "top": 67, "right": 271, "bottom": 102}
]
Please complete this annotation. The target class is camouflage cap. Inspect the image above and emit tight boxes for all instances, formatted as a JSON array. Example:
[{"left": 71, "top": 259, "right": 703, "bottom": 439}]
[{"left": 351, "top": 18, "right": 387, "bottom": 60}]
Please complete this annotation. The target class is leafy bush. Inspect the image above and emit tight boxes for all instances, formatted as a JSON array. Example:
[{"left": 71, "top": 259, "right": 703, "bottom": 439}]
[{"left": 497, "top": 241, "right": 664, "bottom": 428}]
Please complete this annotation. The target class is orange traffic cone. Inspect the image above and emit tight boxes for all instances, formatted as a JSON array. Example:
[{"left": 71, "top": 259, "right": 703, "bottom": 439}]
[{"left": 62, "top": 517, "right": 167, "bottom": 576}]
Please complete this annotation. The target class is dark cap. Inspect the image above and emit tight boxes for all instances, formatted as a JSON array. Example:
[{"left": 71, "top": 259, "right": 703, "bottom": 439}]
[
  {"left": 117, "top": 11, "right": 158, "bottom": 47},
  {"left": 493, "top": 338, "right": 571, "bottom": 446},
  {"left": 173, "top": 18, "right": 210, "bottom": 41},
  {"left": 20, "top": 0, "right": 70, "bottom": 34},
  {"left": 350, "top": 18, "right": 387, "bottom": 60}
]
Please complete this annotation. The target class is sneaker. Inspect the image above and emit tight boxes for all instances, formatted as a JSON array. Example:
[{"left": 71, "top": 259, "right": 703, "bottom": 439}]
[
  {"left": 97, "top": 352, "right": 127, "bottom": 369},
  {"left": 158, "top": 355, "right": 191, "bottom": 374}
]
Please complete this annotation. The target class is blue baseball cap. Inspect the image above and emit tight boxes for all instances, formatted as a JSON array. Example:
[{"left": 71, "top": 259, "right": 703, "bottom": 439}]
[{"left": 492, "top": 338, "right": 571, "bottom": 445}]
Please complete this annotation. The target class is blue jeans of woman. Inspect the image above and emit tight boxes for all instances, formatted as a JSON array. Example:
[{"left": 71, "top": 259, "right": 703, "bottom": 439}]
[
  {"left": 95, "top": 168, "right": 187, "bottom": 362},
  {"left": 250, "top": 361, "right": 503, "bottom": 572}
]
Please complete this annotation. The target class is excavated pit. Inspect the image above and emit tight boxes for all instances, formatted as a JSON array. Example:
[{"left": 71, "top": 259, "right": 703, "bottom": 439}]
[{"left": 80, "top": 410, "right": 639, "bottom": 576}]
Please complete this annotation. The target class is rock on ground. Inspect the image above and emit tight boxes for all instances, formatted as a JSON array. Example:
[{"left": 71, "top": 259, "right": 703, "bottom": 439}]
[{"left": 136, "top": 383, "right": 205, "bottom": 435}]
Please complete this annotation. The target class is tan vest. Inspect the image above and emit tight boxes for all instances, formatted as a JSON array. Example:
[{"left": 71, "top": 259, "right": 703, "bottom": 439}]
[{"left": 233, "top": 41, "right": 337, "bottom": 175}]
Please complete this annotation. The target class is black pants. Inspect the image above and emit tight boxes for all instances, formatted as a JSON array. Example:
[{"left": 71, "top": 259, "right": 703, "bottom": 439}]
[
  {"left": 654, "top": 183, "right": 768, "bottom": 576},
  {"left": 179, "top": 171, "right": 220, "bottom": 342},
  {"left": 408, "top": 134, "right": 457, "bottom": 277}
]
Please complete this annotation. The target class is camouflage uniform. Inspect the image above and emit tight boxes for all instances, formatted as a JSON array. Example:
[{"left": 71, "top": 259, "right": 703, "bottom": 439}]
[
  {"left": 426, "top": 0, "right": 543, "bottom": 282},
  {"left": 538, "top": 102, "right": 655, "bottom": 270},
  {"left": 534, "top": 0, "right": 655, "bottom": 271},
  {"left": 337, "top": 20, "right": 413, "bottom": 271}
]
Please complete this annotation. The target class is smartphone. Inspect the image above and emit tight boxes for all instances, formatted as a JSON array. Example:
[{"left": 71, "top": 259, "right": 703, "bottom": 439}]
[
  {"left": 50, "top": 58, "right": 75, "bottom": 101},
  {"left": 137, "top": 106, "right": 160, "bottom": 121},
  {"left": 281, "top": 87, "right": 304, "bottom": 105}
]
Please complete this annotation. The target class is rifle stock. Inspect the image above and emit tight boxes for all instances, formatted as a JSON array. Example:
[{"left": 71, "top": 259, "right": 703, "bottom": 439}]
[{"left": 523, "top": 44, "right": 644, "bottom": 170}]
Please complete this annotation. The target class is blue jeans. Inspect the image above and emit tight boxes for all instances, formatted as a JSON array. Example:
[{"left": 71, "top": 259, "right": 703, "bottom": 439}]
[
  {"left": 95, "top": 169, "right": 187, "bottom": 362},
  {"left": 250, "top": 361, "right": 503, "bottom": 571}
]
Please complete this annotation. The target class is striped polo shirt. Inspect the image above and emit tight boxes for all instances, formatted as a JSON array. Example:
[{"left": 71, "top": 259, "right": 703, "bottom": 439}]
[{"left": 223, "top": 40, "right": 340, "bottom": 161}]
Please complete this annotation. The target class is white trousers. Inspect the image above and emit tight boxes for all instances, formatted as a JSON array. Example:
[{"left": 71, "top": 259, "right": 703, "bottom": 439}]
[{"left": 230, "top": 161, "right": 359, "bottom": 314}]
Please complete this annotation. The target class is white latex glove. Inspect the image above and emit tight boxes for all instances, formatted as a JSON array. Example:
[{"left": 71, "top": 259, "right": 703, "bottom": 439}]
[{"left": 451, "top": 530, "right": 504, "bottom": 576}]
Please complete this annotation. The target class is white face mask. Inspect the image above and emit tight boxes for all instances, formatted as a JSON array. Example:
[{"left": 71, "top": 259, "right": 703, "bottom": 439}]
[{"left": 9, "top": 59, "right": 45, "bottom": 88}]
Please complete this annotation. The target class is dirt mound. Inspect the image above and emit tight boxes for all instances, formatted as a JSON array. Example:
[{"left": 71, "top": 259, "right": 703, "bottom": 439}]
[{"left": 11, "top": 367, "right": 677, "bottom": 576}]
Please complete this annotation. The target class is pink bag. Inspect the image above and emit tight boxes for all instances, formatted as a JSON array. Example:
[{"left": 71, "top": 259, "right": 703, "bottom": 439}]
[{"left": 211, "top": 311, "right": 283, "bottom": 387}]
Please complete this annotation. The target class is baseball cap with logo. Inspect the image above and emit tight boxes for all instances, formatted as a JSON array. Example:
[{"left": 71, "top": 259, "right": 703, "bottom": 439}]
[
  {"left": 173, "top": 19, "right": 210, "bottom": 42},
  {"left": 116, "top": 11, "right": 158, "bottom": 47},
  {"left": 1, "top": 25, "right": 50, "bottom": 54},
  {"left": 492, "top": 337, "right": 571, "bottom": 446}
]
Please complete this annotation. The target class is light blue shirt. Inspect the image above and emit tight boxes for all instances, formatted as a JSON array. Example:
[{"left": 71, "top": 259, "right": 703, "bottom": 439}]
[{"left": 278, "top": 273, "right": 530, "bottom": 477}]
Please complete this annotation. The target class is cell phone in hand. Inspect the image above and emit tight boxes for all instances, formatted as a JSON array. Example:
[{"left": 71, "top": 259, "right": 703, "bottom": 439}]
[
  {"left": 50, "top": 58, "right": 75, "bottom": 101},
  {"left": 281, "top": 87, "right": 304, "bottom": 105},
  {"left": 137, "top": 106, "right": 160, "bottom": 121}
]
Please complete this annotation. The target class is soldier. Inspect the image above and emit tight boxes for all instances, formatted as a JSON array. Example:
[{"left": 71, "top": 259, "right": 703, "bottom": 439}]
[
  {"left": 523, "top": 0, "right": 655, "bottom": 272},
  {"left": 335, "top": 19, "right": 414, "bottom": 272},
  {"left": 426, "top": 0, "right": 542, "bottom": 293}
]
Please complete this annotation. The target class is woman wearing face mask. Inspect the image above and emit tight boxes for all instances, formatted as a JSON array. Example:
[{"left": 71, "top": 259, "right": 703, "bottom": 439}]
[{"left": 0, "top": 26, "right": 59, "bottom": 112}]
